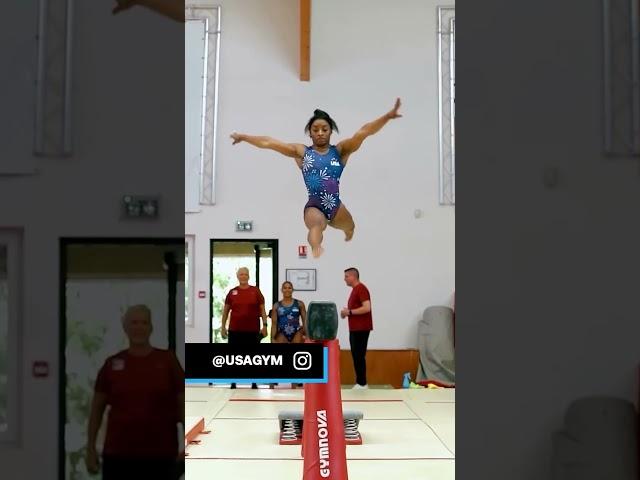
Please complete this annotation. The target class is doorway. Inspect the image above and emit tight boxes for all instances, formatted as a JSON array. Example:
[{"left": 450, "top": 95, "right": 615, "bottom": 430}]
[
  {"left": 210, "top": 239, "right": 278, "bottom": 343},
  {"left": 59, "top": 238, "right": 184, "bottom": 479}
]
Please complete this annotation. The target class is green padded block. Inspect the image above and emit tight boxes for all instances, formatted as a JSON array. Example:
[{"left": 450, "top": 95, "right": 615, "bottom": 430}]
[{"left": 306, "top": 301, "right": 339, "bottom": 341}]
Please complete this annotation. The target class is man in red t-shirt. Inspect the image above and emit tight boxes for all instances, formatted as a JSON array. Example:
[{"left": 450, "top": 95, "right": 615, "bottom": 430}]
[
  {"left": 220, "top": 267, "right": 269, "bottom": 388},
  {"left": 340, "top": 267, "right": 373, "bottom": 389},
  {"left": 85, "top": 304, "right": 184, "bottom": 479}
]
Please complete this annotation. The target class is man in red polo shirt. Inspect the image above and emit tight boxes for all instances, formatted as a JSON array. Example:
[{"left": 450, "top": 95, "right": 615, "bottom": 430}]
[
  {"left": 220, "top": 267, "right": 269, "bottom": 389},
  {"left": 85, "top": 304, "right": 184, "bottom": 479},
  {"left": 340, "top": 267, "right": 373, "bottom": 389}
]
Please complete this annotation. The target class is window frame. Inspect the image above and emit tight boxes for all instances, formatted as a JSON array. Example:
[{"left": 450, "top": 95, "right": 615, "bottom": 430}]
[
  {"left": 0, "top": 229, "right": 22, "bottom": 444},
  {"left": 185, "top": 5, "right": 221, "bottom": 208},
  {"left": 185, "top": 235, "right": 196, "bottom": 326},
  {"left": 437, "top": 6, "right": 455, "bottom": 206}
]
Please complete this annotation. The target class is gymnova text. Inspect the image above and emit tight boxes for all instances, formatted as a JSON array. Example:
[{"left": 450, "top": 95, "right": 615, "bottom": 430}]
[
  {"left": 317, "top": 409, "right": 330, "bottom": 478},
  {"left": 211, "top": 354, "right": 283, "bottom": 367}
]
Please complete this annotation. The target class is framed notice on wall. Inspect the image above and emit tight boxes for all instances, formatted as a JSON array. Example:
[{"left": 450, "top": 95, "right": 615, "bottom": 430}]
[{"left": 286, "top": 268, "right": 317, "bottom": 291}]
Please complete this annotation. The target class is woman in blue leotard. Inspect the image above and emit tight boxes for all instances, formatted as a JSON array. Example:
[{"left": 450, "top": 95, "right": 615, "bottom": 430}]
[
  {"left": 230, "top": 98, "right": 402, "bottom": 258},
  {"left": 271, "top": 281, "right": 306, "bottom": 343}
]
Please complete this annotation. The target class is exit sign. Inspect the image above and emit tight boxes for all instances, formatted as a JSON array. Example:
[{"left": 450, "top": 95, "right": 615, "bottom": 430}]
[
  {"left": 33, "top": 361, "right": 49, "bottom": 378},
  {"left": 236, "top": 221, "right": 253, "bottom": 232}
]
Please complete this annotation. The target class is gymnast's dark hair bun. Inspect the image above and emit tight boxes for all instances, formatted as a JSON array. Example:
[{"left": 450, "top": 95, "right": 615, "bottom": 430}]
[{"left": 305, "top": 109, "right": 339, "bottom": 133}]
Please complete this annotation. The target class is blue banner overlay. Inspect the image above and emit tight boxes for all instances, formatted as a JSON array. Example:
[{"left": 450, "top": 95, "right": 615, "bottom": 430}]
[{"left": 185, "top": 343, "right": 328, "bottom": 384}]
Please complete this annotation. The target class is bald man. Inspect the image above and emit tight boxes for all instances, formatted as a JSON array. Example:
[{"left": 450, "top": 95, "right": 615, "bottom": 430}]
[
  {"left": 86, "top": 305, "right": 184, "bottom": 479},
  {"left": 221, "top": 267, "right": 269, "bottom": 388}
]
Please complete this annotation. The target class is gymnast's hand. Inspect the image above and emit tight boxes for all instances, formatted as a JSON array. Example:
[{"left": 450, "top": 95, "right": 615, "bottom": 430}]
[
  {"left": 112, "top": 0, "right": 135, "bottom": 14},
  {"left": 112, "top": 0, "right": 185, "bottom": 21},
  {"left": 85, "top": 447, "right": 100, "bottom": 474},
  {"left": 386, "top": 98, "right": 403, "bottom": 119},
  {"left": 230, "top": 133, "right": 244, "bottom": 145}
]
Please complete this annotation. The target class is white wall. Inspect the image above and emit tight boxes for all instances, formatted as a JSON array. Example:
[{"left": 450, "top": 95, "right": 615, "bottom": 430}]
[
  {"left": 185, "top": 0, "right": 456, "bottom": 349},
  {"left": 460, "top": 1, "right": 640, "bottom": 478},
  {"left": 0, "top": 2, "right": 183, "bottom": 477}
]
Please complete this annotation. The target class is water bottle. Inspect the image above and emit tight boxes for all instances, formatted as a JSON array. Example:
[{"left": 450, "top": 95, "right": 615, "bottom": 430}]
[{"left": 402, "top": 372, "right": 411, "bottom": 389}]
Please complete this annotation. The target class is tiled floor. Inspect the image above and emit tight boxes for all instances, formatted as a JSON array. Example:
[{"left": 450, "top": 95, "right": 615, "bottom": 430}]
[{"left": 185, "top": 386, "right": 455, "bottom": 480}]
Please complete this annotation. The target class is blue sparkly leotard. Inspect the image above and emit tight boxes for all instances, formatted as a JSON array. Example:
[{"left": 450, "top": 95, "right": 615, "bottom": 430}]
[
  {"left": 275, "top": 299, "right": 303, "bottom": 342},
  {"left": 301, "top": 145, "right": 344, "bottom": 221}
]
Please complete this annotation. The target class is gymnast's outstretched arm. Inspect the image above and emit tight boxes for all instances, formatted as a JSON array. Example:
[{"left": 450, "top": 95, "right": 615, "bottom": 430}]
[
  {"left": 230, "top": 133, "right": 306, "bottom": 163},
  {"left": 337, "top": 98, "right": 402, "bottom": 161},
  {"left": 113, "top": 0, "right": 185, "bottom": 22}
]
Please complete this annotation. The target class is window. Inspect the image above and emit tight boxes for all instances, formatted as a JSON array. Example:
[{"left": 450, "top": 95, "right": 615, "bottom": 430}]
[
  {"left": 2, "top": 2, "right": 38, "bottom": 174},
  {"left": 602, "top": 0, "right": 640, "bottom": 156},
  {"left": 185, "top": 5, "right": 221, "bottom": 211},
  {"left": 185, "top": 235, "right": 195, "bottom": 326},
  {"left": 0, "top": 230, "right": 22, "bottom": 442},
  {"left": 437, "top": 6, "right": 455, "bottom": 205}
]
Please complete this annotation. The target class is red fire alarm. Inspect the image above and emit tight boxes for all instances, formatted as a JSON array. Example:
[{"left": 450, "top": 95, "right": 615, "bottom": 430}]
[
  {"left": 198, "top": 291, "right": 206, "bottom": 298},
  {"left": 298, "top": 245, "right": 307, "bottom": 257},
  {"left": 32, "top": 361, "right": 49, "bottom": 378}
]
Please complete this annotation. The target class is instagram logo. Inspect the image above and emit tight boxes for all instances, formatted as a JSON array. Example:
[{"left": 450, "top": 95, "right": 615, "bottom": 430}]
[{"left": 293, "top": 352, "right": 312, "bottom": 370}]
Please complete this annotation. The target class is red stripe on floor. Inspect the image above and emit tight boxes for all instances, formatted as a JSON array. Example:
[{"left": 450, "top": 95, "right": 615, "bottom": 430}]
[
  {"left": 229, "top": 399, "right": 403, "bottom": 403},
  {"left": 185, "top": 457, "right": 453, "bottom": 461}
]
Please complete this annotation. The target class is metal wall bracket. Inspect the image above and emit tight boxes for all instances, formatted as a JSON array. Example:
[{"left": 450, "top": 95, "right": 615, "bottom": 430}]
[
  {"left": 437, "top": 6, "right": 455, "bottom": 205},
  {"left": 34, "top": 0, "right": 74, "bottom": 157},
  {"left": 186, "top": 6, "right": 221, "bottom": 206}
]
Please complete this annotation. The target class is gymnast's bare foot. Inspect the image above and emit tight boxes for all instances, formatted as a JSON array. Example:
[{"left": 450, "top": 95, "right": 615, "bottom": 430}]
[
  {"left": 344, "top": 229, "right": 354, "bottom": 241},
  {"left": 312, "top": 245, "right": 324, "bottom": 258}
]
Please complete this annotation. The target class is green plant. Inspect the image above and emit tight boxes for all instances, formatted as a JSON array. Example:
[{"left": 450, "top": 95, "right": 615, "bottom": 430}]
[{"left": 65, "top": 319, "right": 107, "bottom": 479}]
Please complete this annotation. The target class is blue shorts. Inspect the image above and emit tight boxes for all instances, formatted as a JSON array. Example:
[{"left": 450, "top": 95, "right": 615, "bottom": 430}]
[{"left": 304, "top": 196, "right": 341, "bottom": 221}]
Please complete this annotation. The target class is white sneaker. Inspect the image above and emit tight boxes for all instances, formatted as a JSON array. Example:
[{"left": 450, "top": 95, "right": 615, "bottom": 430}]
[{"left": 352, "top": 384, "right": 368, "bottom": 389}]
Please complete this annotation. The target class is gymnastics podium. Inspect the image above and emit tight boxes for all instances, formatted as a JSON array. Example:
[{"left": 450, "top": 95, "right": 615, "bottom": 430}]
[{"left": 301, "top": 301, "right": 349, "bottom": 480}]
